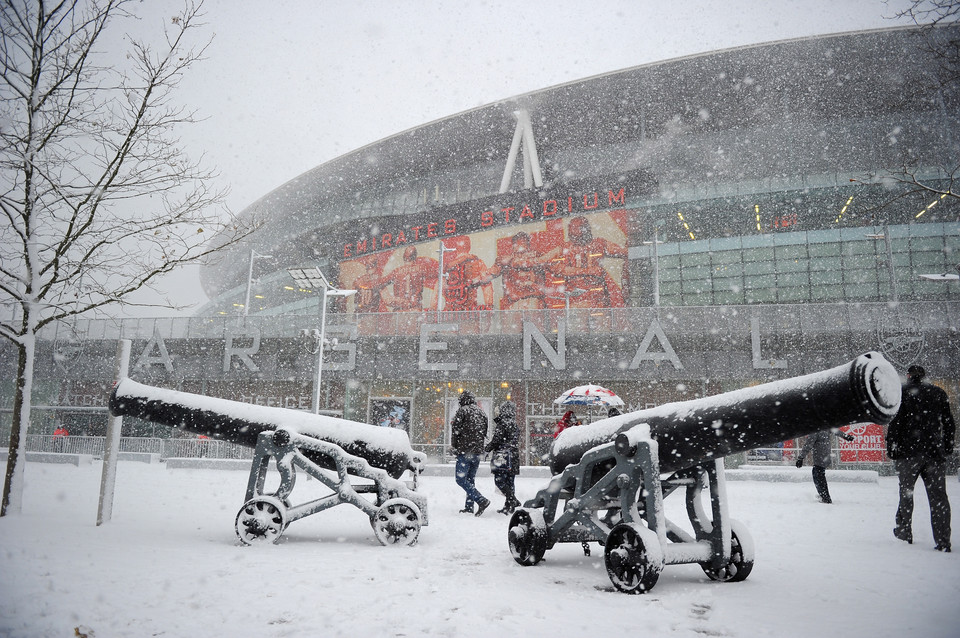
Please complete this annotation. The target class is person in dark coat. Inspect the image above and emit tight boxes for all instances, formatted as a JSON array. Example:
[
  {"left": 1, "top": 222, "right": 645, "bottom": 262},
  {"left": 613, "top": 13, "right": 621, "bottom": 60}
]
[
  {"left": 486, "top": 400, "right": 521, "bottom": 515},
  {"left": 450, "top": 390, "right": 491, "bottom": 516},
  {"left": 886, "top": 365, "right": 955, "bottom": 552},
  {"left": 796, "top": 428, "right": 855, "bottom": 503}
]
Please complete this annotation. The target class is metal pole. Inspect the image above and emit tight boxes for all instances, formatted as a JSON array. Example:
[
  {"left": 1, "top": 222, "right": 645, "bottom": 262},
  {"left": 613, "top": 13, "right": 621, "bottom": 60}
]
[
  {"left": 97, "top": 339, "right": 131, "bottom": 525},
  {"left": 653, "top": 226, "right": 660, "bottom": 307},
  {"left": 243, "top": 249, "right": 255, "bottom": 316},
  {"left": 436, "top": 243, "right": 454, "bottom": 322},
  {"left": 312, "top": 286, "right": 329, "bottom": 414}
]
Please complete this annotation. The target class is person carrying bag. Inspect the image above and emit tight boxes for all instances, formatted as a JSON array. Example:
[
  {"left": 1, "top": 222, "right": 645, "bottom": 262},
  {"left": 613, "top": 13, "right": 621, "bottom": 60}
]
[{"left": 486, "top": 400, "right": 521, "bottom": 514}]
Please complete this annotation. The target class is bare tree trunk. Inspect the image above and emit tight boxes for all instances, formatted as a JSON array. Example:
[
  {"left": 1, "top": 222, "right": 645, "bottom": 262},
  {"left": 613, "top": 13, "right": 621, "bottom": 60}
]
[{"left": 2, "top": 335, "right": 34, "bottom": 516}]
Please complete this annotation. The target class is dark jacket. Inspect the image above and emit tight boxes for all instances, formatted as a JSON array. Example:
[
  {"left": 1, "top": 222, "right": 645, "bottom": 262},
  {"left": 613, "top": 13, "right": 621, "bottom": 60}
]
[
  {"left": 799, "top": 429, "right": 853, "bottom": 468},
  {"left": 451, "top": 392, "right": 488, "bottom": 454},
  {"left": 887, "top": 379, "right": 956, "bottom": 461},
  {"left": 486, "top": 401, "right": 521, "bottom": 475}
]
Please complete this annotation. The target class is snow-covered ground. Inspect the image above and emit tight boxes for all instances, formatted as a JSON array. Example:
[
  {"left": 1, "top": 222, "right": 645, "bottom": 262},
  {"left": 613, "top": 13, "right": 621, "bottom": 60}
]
[{"left": 2, "top": 460, "right": 958, "bottom": 638}]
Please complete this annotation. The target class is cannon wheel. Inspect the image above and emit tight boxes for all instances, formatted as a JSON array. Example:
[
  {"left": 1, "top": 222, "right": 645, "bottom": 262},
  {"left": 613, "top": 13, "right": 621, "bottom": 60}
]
[
  {"left": 508, "top": 508, "right": 548, "bottom": 566},
  {"left": 371, "top": 498, "right": 422, "bottom": 547},
  {"left": 235, "top": 496, "right": 287, "bottom": 545},
  {"left": 701, "top": 520, "right": 754, "bottom": 583},
  {"left": 604, "top": 522, "right": 662, "bottom": 594}
]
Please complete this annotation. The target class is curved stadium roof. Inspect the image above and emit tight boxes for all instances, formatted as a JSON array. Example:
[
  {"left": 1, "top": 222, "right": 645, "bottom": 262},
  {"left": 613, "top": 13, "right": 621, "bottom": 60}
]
[{"left": 201, "top": 24, "right": 959, "bottom": 306}]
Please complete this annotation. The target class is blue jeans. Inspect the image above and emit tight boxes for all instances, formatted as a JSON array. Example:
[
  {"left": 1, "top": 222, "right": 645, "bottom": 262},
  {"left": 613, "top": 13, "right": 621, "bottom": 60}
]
[{"left": 455, "top": 453, "right": 486, "bottom": 508}]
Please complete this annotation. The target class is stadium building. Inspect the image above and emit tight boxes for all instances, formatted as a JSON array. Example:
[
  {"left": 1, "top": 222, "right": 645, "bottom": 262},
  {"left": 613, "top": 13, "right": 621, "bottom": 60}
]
[{"left": 5, "top": 25, "right": 959, "bottom": 466}]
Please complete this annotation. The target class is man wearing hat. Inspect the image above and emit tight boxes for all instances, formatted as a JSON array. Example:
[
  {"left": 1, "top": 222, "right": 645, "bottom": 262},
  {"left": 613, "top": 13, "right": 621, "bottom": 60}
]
[
  {"left": 450, "top": 390, "right": 491, "bottom": 516},
  {"left": 886, "top": 365, "right": 956, "bottom": 552}
]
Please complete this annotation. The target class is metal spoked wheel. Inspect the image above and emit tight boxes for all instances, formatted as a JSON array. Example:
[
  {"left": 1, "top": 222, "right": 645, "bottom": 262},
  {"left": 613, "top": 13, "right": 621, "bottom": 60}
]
[
  {"left": 508, "top": 508, "right": 548, "bottom": 566},
  {"left": 235, "top": 496, "right": 287, "bottom": 545},
  {"left": 604, "top": 522, "right": 662, "bottom": 594},
  {"left": 371, "top": 498, "right": 422, "bottom": 547},
  {"left": 701, "top": 520, "right": 754, "bottom": 583}
]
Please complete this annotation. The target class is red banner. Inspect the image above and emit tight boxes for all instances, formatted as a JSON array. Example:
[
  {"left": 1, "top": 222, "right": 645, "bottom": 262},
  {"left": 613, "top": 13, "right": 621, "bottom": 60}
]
[{"left": 838, "top": 423, "right": 886, "bottom": 462}]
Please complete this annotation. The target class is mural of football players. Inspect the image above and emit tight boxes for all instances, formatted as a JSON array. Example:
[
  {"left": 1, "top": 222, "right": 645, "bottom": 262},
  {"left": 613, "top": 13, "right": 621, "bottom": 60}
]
[
  {"left": 441, "top": 235, "right": 493, "bottom": 311},
  {"left": 547, "top": 215, "right": 628, "bottom": 308},
  {"left": 486, "top": 231, "right": 549, "bottom": 310},
  {"left": 382, "top": 246, "right": 439, "bottom": 312},
  {"left": 353, "top": 257, "right": 389, "bottom": 313}
]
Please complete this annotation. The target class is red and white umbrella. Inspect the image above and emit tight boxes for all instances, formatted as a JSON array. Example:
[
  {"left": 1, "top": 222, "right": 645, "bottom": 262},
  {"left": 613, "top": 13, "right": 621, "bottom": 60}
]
[{"left": 553, "top": 384, "right": 624, "bottom": 408}]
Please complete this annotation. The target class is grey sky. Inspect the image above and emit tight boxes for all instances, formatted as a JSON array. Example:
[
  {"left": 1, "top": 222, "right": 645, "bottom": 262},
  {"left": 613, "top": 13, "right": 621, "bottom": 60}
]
[{"left": 114, "top": 0, "right": 917, "bottom": 315}]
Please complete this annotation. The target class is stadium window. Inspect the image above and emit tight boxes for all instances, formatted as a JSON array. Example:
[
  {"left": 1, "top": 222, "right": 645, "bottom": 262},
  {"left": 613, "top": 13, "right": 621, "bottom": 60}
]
[
  {"left": 809, "top": 256, "right": 841, "bottom": 272},
  {"left": 713, "top": 289, "right": 745, "bottom": 305},
  {"left": 777, "top": 286, "right": 809, "bottom": 302},
  {"left": 810, "top": 270, "right": 842, "bottom": 286},
  {"left": 745, "top": 288, "right": 777, "bottom": 303},
  {"left": 809, "top": 284, "right": 844, "bottom": 301}
]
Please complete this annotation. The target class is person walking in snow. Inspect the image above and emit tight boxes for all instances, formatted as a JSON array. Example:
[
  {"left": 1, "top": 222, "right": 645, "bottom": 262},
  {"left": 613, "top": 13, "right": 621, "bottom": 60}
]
[
  {"left": 886, "top": 364, "right": 955, "bottom": 552},
  {"left": 52, "top": 426, "right": 69, "bottom": 453},
  {"left": 553, "top": 410, "right": 580, "bottom": 438},
  {"left": 450, "top": 390, "right": 491, "bottom": 516},
  {"left": 486, "top": 400, "right": 521, "bottom": 515},
  {"left": 796, "top": 428, "right": 855, "bottom": 503}
]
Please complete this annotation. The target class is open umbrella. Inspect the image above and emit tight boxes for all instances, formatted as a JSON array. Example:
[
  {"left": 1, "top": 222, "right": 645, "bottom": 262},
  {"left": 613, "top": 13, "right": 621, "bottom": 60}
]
[{"left": 553, "top": 384, "right": 624, "bottom": 408}]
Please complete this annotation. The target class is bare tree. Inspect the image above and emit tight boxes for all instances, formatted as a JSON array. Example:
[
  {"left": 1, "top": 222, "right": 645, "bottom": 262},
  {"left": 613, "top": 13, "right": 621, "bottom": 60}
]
[
  {"left": 895, "top": 0, "right": 960, "bottom": 88},
  {"left": 853, "top": 4, "right": 960, "bottom": 221},
  {"left": 0, "top": 0, "right": 258, "bottom": 515}
]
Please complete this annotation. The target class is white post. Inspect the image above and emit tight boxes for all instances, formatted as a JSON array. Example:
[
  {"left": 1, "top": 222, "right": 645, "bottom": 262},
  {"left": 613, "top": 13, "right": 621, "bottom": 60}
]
[
  {"left": 97, "top": 339, "right": 131, "bottom": 525},
  {"left": 312, "top": 286, "right": 329, "bottom": 414},
  {"left": 653, "top": 226, "right": 660, "bottom": 307}
]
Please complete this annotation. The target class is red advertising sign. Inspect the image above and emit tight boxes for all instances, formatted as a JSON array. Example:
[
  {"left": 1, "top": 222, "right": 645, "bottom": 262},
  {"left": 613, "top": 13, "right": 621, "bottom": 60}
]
[{"left": 838, "top": 423, "right": 886, "bottom": 463}]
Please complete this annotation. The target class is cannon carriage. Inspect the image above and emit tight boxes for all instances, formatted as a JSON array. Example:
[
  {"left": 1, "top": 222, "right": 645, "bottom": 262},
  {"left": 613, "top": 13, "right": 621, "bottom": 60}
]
[
  {"left": 508, "top": 352, "right": 901, "bottom": 593},
  {"left": 109, "top": 378, "right": 428, "bottom": 546}
]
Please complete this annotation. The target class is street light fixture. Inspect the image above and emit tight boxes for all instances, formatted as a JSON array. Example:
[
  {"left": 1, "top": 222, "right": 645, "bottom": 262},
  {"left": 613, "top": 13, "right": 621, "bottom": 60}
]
[
  {"left": 549, "top": 287, "right": 586, "bottom": 325},
  {"left": 287, "top": 267, "right": 357, "bottom": 414},
  {"left": 918, "top": 264, "right": 960, "bottom": 282}
]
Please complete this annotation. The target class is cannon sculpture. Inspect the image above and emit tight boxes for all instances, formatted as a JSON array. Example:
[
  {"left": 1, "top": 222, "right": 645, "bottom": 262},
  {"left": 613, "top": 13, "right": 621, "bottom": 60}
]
[
  {"left": 508, "top": 351, "right": 901, "bottom": 593},
  {"left": 109, "top": 378, "right": 428, "bottom": 546}
]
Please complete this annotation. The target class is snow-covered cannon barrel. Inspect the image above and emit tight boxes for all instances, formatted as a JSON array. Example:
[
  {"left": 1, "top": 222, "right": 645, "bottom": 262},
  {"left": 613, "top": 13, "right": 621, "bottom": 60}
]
[
  {"left": 549, "top": 351, "right": 901, "bottom": 476},
  {"left": 109, "top": 378, "right": 428, "bottom": 546},
  {"left": 109, "top": 378, "right": 420, "bottom": 479},
  {"left": 509, "top": 352, "right": 900, "bottom": 593}
]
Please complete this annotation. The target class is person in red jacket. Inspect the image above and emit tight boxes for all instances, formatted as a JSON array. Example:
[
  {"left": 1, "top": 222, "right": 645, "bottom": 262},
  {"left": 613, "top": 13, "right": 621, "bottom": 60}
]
[
  {"left": 52, "top": 426, "right": 69, "bottom": 452},
  {"left": 553, "top": 411, "right": 580, "bottom": 438}
]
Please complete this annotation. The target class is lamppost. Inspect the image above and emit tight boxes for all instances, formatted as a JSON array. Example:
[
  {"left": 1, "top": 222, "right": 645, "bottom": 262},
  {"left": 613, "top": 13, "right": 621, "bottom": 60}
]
[
  {"left": 436, "top": 242, "right": 456, "bottom": 322},
  {"left": 287, "top": 267, "right": 357, "bottom": 414},
  {"left": 243, "top": 249, "right": 273, "bottom": 317},
  {"left": 550, "top": 287, "right": 586, "bottom": 325}
]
